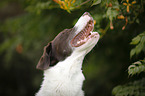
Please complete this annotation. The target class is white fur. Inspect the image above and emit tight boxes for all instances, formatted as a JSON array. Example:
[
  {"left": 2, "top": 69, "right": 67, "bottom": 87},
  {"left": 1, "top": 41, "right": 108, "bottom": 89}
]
[
  {"left": 74, "top": 15, "right": 91, "bottom": 35},
  {"left": 36, "top": 32, "right": 99, "bottom": 96}
]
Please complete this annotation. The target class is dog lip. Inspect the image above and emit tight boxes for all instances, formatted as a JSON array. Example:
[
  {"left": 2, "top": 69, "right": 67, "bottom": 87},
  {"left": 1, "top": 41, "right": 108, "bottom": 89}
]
[{"left": 70, "top": 19, "right": 94, "bottom": 47}]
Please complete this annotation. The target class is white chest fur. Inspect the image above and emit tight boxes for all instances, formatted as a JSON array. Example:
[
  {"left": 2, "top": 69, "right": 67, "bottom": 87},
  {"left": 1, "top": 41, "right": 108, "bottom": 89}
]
[{"left": 36, "top": 51, "right": 86, "bottom": 96}]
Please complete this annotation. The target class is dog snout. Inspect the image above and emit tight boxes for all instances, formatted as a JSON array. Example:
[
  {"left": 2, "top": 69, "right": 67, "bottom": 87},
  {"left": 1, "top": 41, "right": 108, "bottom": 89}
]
[{"left": 83, "top": 12, "right": 91, "bottom": 17}]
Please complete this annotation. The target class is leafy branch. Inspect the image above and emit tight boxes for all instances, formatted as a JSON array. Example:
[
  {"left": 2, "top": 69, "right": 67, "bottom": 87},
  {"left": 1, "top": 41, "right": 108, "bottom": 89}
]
[
  {"left": 130, "top": 31, "right": 145, "bottom": 58},
  {"left": 128, "top": 59, "right": 145, "bottom": 76},
  {"left": 112, "top": 78, "right": 145, "bottom": 96}
]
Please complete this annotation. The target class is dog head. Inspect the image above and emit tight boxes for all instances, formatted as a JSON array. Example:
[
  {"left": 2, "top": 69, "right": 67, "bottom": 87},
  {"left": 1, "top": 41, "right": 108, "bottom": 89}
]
[{"left": 37, "top": 12, "right": 100, "bottom": 70}]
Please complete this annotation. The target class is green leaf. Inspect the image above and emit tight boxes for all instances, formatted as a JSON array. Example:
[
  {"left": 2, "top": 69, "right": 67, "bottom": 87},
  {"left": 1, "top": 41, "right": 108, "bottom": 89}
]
[
  {"left": 130, "top": 48, "right": 136, "bottom": 58},
  {"left": 135, "top": 43, "right": 144, "bottom": 55},
  {"left": 128, "top": 60, "right": 145, "bottom": 76},
  {"left": 92, "top": 0, "right": 101, "bottom": 6},
  {"left": 106, "top": 7, "right": 119, "bottom": 21},
  {"left": 130, "top": 35, "right": 141, "bottom": 45},
  {"left": 130, "top": 32, "right": 145, "bottom": 57},
  {"left": 112, "top": 85, "right": 122, "bottom": 95}
]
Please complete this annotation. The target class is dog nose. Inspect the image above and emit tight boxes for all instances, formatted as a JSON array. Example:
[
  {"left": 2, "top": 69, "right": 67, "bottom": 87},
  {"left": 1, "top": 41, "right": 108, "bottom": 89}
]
[{"left": 83, "top": 12, "right": 91, "bottom": 17}]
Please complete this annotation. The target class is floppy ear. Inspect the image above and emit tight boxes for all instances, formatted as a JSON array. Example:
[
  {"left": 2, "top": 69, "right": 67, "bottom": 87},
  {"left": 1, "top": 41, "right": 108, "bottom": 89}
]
[{"left": 36, "top": 43, "right": 54, "bottom": 70}]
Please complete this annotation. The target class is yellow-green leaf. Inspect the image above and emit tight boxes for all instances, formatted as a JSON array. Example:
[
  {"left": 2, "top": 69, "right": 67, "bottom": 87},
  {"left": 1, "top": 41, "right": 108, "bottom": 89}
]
[
  {"left": 92, "top": 0, "right": 101, "bottom": 6},
  {"left": 130, "top": 35, "right": 141, "bottom": 45},
  {"left": 130, "top": 48, "right": 136, "bottom": 58}
]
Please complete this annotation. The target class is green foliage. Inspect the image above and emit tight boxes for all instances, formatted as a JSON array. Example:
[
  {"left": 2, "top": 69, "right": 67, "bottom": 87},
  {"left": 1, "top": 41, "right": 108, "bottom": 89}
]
[
  {"left": 106, "top": 1, "right": 119, "bottom": 21},
  {"left": 106, "top": 6, "right": 119, "bottom": 27},
  {"left": 130, "top": 32, "right": 145, "bottom": 58},
  {"left": 0, "top": 13, "right": 61, "bottom": 64},
  {"left": 26, "top": 0, "right": 84, "bottom": 14},
  {"left": 128, "top": 59, "right": 145, "bottom": 76},
  {"left": 26, "top": 1, "right": 52, "bottom": 14},
  {"left": 92, "top": 0, "right": 101, "bottom": 6},
  {"left": 112, "top": 78, "right": 145, "bottom": 96}
]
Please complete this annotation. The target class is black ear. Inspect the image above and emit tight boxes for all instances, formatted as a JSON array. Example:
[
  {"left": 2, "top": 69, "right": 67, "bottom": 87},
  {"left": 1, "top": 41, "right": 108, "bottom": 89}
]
[{"left": 36, "top": 43, "right": 54, "bottom": 70}]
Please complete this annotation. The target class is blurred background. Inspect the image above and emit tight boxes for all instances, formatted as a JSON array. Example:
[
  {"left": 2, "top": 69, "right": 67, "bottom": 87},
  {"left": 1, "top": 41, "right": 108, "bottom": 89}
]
[{"left": 0, "top": 0, "right": 145, "bottom": 96}]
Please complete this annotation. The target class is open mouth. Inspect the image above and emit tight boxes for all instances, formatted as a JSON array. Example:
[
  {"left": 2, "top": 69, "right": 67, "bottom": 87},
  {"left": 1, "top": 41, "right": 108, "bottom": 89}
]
[{"left": 71, "top": 20, "right": 96, "bottom": 47}]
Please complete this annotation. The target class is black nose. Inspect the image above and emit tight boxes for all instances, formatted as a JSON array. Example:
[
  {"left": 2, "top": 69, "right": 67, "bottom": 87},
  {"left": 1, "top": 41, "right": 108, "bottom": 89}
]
[{"left": 83, "top": 12, "right": 91, "bottom": 17}]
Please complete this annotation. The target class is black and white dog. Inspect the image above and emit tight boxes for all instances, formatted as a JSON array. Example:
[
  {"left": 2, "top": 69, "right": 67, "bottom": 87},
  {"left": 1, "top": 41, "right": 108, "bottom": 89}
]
[{"left": 36, "top": 12, "right": 100, "bottom": 96}]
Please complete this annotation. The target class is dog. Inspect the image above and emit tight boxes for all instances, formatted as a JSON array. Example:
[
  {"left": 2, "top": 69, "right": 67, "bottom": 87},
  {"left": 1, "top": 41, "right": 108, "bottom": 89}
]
[{"left": 36, "top": 12, "right": 100, "bottom": 96}]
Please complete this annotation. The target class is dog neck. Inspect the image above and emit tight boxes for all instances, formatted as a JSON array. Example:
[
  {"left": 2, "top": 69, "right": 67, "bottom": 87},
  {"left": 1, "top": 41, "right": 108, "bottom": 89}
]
[
  {"left": 51, "top": 50, "right": 86, "bottom": 71},
  {"left": 36, "top": 50, "right": 86, "bottom": 96}
]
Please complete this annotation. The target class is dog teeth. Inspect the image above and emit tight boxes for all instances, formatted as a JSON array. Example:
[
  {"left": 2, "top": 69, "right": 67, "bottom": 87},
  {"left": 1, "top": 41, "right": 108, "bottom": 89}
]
[
  {"left": 84, "top": 37, "right": 87, "bottom": 40},
  {"left": 88, "top": 24, "right": 92, "bottom": 27},
  {"left": 77, "top": 41, "right": 81, "bottom": 44}
]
